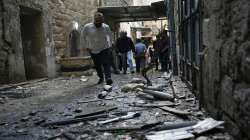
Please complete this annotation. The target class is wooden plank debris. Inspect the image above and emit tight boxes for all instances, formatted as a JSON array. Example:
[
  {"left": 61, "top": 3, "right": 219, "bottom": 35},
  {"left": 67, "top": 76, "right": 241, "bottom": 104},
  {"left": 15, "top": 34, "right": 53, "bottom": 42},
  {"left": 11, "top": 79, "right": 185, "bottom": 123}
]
[
  {"left": 159, "top": 106, "right": 191, "bottom": 116},
  {"left": 151, "top": 121, "right": 197, "bottom": 131},
  {"left": 74, "top": 106, "right": 118, "bottom": 118},
  {"left": 0, "top": 78, "right": 48, "bottom": 91},
  {"left": 143, "top": 89, "right": 174, "bottom": 101},
  {"left": 192, "top": 118, "right": 224, "bottom": 134},
  {"left": 42, "top": 114, "right": 109, "bottom": 127},
  {"left": 96, "top": 122, "right": 162, "bottom": 132},
  {"left": 77, "top": 96, "right": 126, "bottom": 104},
  {"left": 146, "top": 130, "right": 195, "bottom": 140},
  {"left": 130, "top": 102, "right": 175, "bottom": 108},
  {"left": 146, "top": 118, "right": 224, "bottom": 140},
  {"left": 98, "top": 112, "right": 141, "bottom": 125}
]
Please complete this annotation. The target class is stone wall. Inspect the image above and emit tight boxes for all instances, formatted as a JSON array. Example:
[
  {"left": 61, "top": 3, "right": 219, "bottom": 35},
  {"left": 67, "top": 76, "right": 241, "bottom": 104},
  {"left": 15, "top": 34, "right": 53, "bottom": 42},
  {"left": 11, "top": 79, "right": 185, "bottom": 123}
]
[
  {"left": 0, "top": 0, "right": 56, "bottom": 84},
  {"left": 202, "top": 0, "right": 250, "bottom": 139},
  {"left": 48, "top": 0, "right": 99, "bottom": 57}
]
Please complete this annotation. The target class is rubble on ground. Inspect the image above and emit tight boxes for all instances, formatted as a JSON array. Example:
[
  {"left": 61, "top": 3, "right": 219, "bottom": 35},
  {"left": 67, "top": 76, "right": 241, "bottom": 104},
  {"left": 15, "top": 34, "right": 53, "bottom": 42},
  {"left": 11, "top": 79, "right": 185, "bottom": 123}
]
[{"left": 0, "top": 72, "right": 232, "bottom": 140}]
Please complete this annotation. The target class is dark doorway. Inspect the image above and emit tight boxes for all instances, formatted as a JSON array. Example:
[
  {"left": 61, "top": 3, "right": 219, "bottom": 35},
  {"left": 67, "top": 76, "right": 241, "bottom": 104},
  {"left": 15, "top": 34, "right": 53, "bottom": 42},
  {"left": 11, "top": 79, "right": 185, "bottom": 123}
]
[
  {"left": 20, "top": 7, "right": 47, "bottom": 80},
  {"left": 69, "top": 29, "right": 80, "bottom": 57}
]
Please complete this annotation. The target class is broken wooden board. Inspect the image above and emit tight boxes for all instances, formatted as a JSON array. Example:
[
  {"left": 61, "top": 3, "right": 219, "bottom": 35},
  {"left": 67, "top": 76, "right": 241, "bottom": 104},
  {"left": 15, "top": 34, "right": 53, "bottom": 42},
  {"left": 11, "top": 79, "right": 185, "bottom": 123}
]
[
  {"left": 151, "top": 121, "right": 197, "bottom": 131},
  {"left": 77, "top": 96, "right": 126, "bottom": 104},
  {"left": 146, "top": 130, "right": 194, "bottom": 140},
  {"left": 74, "top": 106, "right": 118, "bottom": 118},
  {"left": 143, "top": 89, "right": 174, "bottom": 101},
  {"left": 96, "top": 122, "right": 162, "bottom": 132},
  {"left": 130, "top": 102, "right": 175, "bottom": 108},
  {"left": 159, "top": 106, "right": 191, "bottom": 116},
  {"left": 192, "top": 118, "right": 224, "bottom": 134},
  {"left": 42, "top": 114, "right": 109, "bottom": 127},
  {"left": 98, "top": 112, "right": 141, "bottom": 125},
  {"left": 0, "top": 78, "right": 48, "bottom": 91}
]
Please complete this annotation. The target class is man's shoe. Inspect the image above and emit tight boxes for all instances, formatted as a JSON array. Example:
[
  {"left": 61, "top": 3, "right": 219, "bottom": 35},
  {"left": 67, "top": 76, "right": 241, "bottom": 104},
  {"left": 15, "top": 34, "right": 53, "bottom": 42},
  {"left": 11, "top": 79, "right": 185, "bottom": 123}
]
[
  {"left": 97, "top": 79, "right": 104, "bottom": 84},
  {"left": 106, "top": 79, "right": 113, "bottom": 85}
]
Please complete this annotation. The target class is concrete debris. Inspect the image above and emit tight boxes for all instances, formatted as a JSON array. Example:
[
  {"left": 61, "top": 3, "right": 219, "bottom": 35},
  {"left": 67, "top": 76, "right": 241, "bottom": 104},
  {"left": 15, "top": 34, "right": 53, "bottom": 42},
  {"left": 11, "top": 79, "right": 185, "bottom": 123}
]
[
  {"left": 196, "top": 136, "right": 211, "bottom": 140},
  {"left": 80, "top": 76, "right": 88, "bottom": 82},
  {"left": 185, "top": 98, "right": 195, "bottom": 102},
  {"left": 103, "top": 85, "right": 112, "bottom": 92},
  {"left": 98, "top": 112, "right": 141, "bottom": 125},
  {"left": 98, "top": 91, "right": 109, "bottom": 99},
  {"left": 130, "top": 78, "right": 146, "bottom": 84},
  {"left": 121, "top": 83, "right": 145, "bottom": 92},
  {"left": 144, "top": 86, "right": 164, "bottom": 91},
  {"left": 74, "top": 107, "right": 83, "bottom": 113},
  {"left": 21, "top": 116, "right": 31, "bottom": 122},
  {"left": 137, "top": 92, "right": 155, "bottom": 100},
  {"left": 143, "top": 89, "right": 174, "bottom": 101},
  {"left": 146, "top": 118, "right": 224, "bottom": 140},
  {"left": 16, "top": 86, "right": 24, "bottom": 90},
  {"left": 162, "top": 72, "right": 173, "bottom": 80}
]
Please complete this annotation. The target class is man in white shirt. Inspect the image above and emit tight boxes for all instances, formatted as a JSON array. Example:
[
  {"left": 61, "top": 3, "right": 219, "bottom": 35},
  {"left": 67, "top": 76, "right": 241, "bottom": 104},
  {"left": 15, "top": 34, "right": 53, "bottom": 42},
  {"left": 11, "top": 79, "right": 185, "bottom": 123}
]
[{"left": 82, "top": 12, "right": 113, "bottom": 85}]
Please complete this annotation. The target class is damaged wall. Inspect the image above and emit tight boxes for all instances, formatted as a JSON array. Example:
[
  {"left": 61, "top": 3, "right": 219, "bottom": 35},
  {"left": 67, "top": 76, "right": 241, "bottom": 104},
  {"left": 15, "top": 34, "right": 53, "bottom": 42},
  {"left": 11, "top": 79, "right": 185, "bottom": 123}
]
[
  {"left": 202, "top": 0, "right": 250, "bottom": 139},
  {"left": 48, "top": 0, "right": 99, "bottom": 57},
  {"left": 0, "top": 0, "right": 56, "bottom": 84}
]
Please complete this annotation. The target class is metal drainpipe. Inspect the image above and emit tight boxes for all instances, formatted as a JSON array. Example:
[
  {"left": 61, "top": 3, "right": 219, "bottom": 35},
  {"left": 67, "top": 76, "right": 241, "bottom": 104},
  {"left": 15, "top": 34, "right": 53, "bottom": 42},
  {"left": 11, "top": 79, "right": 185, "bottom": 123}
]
[{"left": 165, "top": 0, "right": 178, "bottom": 75}]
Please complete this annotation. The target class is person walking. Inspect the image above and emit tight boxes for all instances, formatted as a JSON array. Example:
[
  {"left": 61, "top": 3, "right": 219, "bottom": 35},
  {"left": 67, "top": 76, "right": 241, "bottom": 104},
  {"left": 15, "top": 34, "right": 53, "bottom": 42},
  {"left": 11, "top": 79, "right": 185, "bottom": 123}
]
[
  {"left": 159, "top": 31, "right": 170, "bottom": 73},
  {"left": 152, "top": 35, "right": 161, "bottom": 70},
  {"left": 134, "top": 38, "right": 147, "bottom": 73},
  {"left": 82, "top": 12, "right": 113, "bottom": 85},
  {"left": 115, "top": 31, "right": 135, "bottom": 74}
]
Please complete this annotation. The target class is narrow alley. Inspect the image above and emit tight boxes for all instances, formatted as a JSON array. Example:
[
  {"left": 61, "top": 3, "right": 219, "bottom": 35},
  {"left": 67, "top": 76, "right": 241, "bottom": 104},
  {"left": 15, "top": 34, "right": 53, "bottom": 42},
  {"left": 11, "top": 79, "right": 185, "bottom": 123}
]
[
  {"left": 0, "top": 71, "right": 231, "bottom": 140},
  {"left": 0, "top": 0, "right": 250, "bottom": 140}
]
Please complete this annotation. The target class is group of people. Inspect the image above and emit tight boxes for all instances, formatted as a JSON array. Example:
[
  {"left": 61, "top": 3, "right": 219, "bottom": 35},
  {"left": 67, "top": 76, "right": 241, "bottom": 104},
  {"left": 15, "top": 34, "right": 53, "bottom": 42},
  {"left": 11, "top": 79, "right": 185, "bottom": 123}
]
[
  {"left": 82, "top": 12, "right": 171, "bottom": 85},
  {"left": 115, "top": 31, "right": 148, "bottom": 74}
]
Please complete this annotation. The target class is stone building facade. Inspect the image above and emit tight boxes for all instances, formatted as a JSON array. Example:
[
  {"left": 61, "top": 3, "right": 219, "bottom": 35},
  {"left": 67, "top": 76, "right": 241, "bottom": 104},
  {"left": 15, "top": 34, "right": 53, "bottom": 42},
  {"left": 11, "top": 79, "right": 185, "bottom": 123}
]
[
  {"left": 0, "top": 0, "right": 56, "bottom": 84},
  {"left": 174, "top": 0, "right": 250, "bottom": 139},
  {"left": 48, "top": 0, "right": 99, "bottom": 58},
  {"left": 202, "top": 0, "right": 250, "bottom": 139}
]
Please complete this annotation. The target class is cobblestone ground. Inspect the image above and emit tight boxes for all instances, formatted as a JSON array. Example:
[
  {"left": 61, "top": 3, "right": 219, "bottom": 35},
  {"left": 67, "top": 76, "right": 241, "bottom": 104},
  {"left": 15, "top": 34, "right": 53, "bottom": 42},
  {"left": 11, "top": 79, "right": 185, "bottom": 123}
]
[{"left": 0, "top": 71, "right": 232, "bottom": 140}]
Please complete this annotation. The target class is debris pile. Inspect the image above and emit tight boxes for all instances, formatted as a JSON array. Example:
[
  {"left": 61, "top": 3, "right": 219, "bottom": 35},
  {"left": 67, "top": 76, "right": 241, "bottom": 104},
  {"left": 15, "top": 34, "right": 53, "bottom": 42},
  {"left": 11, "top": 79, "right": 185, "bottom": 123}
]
[{"left": 0, "top": 72, "right": 232, "bottom": 140}]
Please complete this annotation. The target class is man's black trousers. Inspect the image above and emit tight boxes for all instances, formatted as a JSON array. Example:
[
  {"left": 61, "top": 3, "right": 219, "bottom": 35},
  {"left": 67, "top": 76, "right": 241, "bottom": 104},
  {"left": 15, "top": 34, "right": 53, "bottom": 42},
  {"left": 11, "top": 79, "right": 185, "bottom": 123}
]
[{"left": 90, "top": 49, "right": 112, "bottom": 81}]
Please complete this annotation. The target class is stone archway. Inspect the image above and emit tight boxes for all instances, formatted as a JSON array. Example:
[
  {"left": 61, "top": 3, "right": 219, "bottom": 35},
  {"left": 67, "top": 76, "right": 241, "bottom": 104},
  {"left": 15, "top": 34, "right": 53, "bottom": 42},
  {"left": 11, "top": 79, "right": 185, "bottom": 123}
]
[{"left": 66, "top": 21, "right": 80, "bottom": 57}]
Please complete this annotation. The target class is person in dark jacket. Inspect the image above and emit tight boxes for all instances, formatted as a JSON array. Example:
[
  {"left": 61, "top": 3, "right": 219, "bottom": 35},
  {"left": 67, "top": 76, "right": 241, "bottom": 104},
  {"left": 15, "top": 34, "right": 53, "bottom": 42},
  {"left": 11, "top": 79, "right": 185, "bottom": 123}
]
[
  {"left": 115, "top": 31, "right": 135, "bottom": 74},
  {"left": 159, "top": 31, "right": 170, "bottom": 73}
]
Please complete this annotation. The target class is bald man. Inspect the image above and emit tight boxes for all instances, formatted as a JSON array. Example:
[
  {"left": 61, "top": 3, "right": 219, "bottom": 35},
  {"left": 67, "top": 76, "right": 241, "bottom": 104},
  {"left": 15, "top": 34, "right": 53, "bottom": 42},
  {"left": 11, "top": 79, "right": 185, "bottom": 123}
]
[{"left": 82, "top": 12, "right": 113, "bottom": 85}]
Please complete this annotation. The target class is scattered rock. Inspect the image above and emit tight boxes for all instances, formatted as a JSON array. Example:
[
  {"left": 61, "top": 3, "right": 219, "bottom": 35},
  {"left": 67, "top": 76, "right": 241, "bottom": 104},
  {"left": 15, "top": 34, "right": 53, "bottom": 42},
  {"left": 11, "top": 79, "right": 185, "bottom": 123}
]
[
  {"left": 104, "top": 85, "right": 112, "bottom": 92},
  {"left": 196, "top": 136, "right": 211, "bottom": 140},
  {"left": 98, "top": 91, "right": 108, "bottom": 99},
  {"left": 130, "top": 78, "right": 146, "bottom": 84},
  {"left": 80, "top": 76, "right": 88, "bottom": 82},
  {"left": 21, "top": 116, "right": 31, "bottom": 122},
  {"left": 74, "top": 108, "right": 83, "bottom": 113},
  {"left": 29, "top": 111, "right": 38, "bottom": 116},
  {"left": 121, "top": 83, "right": 144, "bottom": 92}
]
